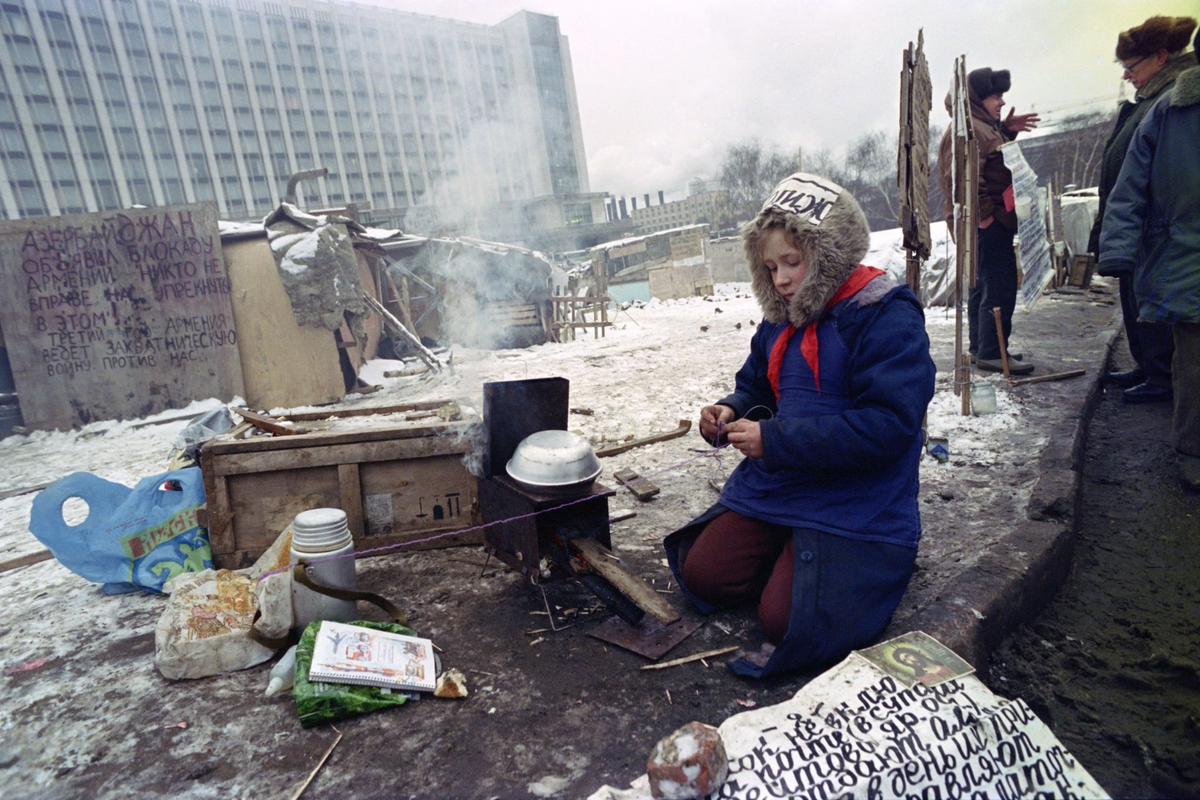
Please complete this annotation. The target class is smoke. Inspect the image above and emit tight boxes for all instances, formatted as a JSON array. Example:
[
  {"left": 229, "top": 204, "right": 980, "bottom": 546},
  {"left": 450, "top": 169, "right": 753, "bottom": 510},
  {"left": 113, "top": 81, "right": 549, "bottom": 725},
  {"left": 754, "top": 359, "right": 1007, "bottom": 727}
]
[{"left": 425, "top": 242, "right": 562, "bottom": 350}]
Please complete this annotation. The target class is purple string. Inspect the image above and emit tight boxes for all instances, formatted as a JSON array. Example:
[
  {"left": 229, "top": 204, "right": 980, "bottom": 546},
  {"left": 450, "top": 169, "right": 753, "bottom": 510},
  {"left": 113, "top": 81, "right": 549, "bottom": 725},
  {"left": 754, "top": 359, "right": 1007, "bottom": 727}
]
[{"left": 257, "top": 437, "right": 731, "bottom": 581}]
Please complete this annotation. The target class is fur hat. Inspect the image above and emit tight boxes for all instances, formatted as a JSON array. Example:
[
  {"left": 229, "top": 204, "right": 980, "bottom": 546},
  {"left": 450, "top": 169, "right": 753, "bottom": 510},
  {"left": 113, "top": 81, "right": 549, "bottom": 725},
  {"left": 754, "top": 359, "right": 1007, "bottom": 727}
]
[
  {"left": 741, "top": 173, "right": 870, "bottom": 329},
  {"left": 1115, "top": 16, "right": 1196, "bottom": 60},
  {"left": 967, "top": 68, "right": 1011, "bottom": 100}
]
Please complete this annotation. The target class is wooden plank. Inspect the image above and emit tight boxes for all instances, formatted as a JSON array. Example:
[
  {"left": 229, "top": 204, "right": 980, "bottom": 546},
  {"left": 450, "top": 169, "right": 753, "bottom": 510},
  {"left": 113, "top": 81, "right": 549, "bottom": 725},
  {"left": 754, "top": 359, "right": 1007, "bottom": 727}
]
[
  {"left": 338, "top": 463, "right": 365, "bottom": 539},
  {"left": 384, "top": 271, "right": 418, "bottom": 336},
  {"left": 206, "top": 419, "right": 474, "bottom": 455},
  {"left": 222, "top": 235, "right": 344, "bottom": 410},
  {"left": 1008, "top": 369, "right": 1086, "bottom": 387},
  {"left": 0, "top": 550, "right": 53, "bottom": 576},
  {"left": 232, "top": 406, "right": 310, "bottom": 436},
  {"left": 211, "top": 454, "right": 480, "bottom": 567},
  {"left": 360, "top": 458, "right": 478, "bottom": 539},
  {"left": 595, "top": 420, "right": 691, "bottom": 458},
  {"left": 207, "top": 474, "right": 235, "bottom": 556},
  {"left": 223, "top": 466, "right": 338, "bottom": 559},
  {"left": 613, "top": 468, "right": 660, "bottom": 502},
  {"left": 0, "top": 203, "right": 245, "bottom": 431},
  {"left": 570, "top": 537, "right": 680, "bottom": 625},
  {"left": 609, "top": 510, "right": 637, "bottom": 523},
  {"left": 0, "top": 480, "right": 54, "bottom": 501},
  {"left": 640, "top": 646, "right": 740, "bottom": 671},
  {"left": 211, "top": 434, "right": 470, "bottom": 476},
  {"left": 362, "top": 293, "right": 442, "bottom": 372},
  {"left": 282, "top": 400, "right": 447, "bottom": 422}
]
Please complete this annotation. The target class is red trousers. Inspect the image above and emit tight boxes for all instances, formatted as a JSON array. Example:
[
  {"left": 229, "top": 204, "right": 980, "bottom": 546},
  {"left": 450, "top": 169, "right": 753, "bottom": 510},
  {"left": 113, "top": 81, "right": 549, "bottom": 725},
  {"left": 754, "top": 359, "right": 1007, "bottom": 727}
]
[{"left": 680, "top": 510, "right": 794, "bottom": 644}]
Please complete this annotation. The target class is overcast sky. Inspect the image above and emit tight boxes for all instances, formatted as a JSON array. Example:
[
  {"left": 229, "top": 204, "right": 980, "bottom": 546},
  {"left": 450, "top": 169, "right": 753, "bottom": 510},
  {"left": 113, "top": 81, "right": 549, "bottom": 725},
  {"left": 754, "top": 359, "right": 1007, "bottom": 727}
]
[{"left": 365, "top": 0, "right": 1196, "bottom": 202}]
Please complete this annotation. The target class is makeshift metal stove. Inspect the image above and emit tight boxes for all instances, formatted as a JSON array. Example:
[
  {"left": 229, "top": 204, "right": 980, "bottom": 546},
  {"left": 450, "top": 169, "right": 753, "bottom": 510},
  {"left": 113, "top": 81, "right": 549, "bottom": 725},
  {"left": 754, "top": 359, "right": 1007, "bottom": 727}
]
[{"left": 477, "top": 379, "right": 700, "bottom": 656}]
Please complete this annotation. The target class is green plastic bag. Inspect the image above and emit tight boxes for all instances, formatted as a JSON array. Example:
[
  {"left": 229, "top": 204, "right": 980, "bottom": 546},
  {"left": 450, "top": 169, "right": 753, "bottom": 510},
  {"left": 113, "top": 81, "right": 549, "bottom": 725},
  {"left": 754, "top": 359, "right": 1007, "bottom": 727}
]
[{"left": 294, "top": 619, "right": 420, "bottom": 728}]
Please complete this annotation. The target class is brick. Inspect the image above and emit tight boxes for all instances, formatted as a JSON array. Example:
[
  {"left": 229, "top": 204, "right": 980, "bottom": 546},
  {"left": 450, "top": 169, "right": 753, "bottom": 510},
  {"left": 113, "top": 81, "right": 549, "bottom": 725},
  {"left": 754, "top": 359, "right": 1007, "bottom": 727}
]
[{"left": 646, "top": 721, "right": 727, "bottom": 799}]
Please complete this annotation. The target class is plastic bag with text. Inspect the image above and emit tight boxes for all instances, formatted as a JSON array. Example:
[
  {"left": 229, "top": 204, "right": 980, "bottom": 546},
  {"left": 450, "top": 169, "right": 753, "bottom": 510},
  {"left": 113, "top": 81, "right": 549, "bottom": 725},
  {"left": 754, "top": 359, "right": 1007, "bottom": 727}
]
[{"left": 154, "top": 528, "right": 293, "bottom": 680}]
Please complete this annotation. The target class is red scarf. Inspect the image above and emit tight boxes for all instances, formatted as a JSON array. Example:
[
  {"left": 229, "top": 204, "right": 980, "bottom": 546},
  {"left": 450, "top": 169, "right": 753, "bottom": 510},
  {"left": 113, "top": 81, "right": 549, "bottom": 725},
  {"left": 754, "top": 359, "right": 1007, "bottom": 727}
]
[{"left": 766, "top": 265, "right": 884, "bottom": 398}]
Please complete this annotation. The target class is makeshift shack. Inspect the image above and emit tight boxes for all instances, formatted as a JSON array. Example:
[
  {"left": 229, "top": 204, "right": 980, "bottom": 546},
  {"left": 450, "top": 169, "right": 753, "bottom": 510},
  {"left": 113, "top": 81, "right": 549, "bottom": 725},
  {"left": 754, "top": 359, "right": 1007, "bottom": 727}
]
[
  {"left": 219, "top": 205, "right": 418, "bottom": 410},
  {"left": 592, "top": 225, "right": 714, "bottom": 302}
]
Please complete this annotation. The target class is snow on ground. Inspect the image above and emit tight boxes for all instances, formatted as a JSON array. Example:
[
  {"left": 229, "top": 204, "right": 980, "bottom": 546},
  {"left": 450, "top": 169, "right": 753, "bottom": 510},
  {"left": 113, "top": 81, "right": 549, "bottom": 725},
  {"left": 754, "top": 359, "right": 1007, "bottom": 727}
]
[{"left": 0, "top": 282, "right": 1027, "bottom": 570}]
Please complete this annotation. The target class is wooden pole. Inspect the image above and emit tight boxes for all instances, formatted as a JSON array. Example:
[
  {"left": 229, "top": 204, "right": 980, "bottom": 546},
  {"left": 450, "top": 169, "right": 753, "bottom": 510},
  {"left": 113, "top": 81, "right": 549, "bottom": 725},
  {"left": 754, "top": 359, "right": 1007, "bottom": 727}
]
[
  {"left": 361, "top": 293, "right": 442, "bottom": 372},
  {"left": 383, "top": 270, "right": 418, "bottom": 337},
  {"left": 1009, "top": 369, "right": 1085, "bottom": 387},
  {"left": 992, "top": 307, "right": 1011, "bottom": 381}
]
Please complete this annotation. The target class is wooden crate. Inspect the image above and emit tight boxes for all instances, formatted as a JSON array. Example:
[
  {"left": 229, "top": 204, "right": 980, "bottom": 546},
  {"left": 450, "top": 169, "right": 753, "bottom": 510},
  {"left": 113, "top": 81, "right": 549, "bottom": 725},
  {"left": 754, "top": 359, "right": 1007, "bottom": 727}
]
[{"left": 200, "top": 402, "right": 481, "bottom": 568}]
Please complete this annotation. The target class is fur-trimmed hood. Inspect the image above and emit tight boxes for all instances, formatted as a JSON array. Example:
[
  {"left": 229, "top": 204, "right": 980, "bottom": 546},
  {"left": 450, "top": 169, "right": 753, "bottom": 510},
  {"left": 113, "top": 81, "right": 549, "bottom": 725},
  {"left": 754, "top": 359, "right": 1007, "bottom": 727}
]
[
  {"left": 1171, "top": 65, "right": 1200, "bottom": 108},
  {"left": 742, "top": 173, "right": 871, "bottom": 329}
]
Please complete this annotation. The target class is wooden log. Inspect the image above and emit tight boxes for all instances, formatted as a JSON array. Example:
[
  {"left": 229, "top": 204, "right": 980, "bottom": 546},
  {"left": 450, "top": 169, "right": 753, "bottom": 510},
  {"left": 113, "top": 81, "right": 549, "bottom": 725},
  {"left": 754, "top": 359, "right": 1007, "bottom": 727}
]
[
  {"left": 569, "top": 537, "right": 680, "bottom": 625},
  {"left": 595, "top": 420, "right": 691, "bottom": 458}
]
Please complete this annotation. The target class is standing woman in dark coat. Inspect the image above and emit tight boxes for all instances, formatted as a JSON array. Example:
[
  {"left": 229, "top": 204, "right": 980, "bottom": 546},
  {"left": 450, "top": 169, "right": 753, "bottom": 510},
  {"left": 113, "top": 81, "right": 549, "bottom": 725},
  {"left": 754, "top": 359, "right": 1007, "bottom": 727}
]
[
  {"left": 1088, "top": 15, "right": 1196, "bottom": 403},
  {"left": 663, "top": 173, "right": 935, "bottom": 679}
]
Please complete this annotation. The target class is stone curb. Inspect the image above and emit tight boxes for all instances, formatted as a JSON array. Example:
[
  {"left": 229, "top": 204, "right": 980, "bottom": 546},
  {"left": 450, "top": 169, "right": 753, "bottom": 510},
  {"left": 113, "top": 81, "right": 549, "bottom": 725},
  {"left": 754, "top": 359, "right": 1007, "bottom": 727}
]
[{"left": 900, "top": 324, "right": 1120, "bottom": 670}]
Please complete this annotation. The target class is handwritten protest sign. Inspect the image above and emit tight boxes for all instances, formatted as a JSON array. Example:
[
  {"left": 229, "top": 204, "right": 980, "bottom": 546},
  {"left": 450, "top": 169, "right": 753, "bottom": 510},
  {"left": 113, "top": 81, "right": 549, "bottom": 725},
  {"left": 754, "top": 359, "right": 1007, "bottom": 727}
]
[
  {"left": 591, "top": 642, "right": 1107, "bottom": 800},
  {"left": 1000, "top": 142, "right": 1054, "bottom": 311},
  {"left": 0, "top": 203, "right": 244, "bottom": 430}
]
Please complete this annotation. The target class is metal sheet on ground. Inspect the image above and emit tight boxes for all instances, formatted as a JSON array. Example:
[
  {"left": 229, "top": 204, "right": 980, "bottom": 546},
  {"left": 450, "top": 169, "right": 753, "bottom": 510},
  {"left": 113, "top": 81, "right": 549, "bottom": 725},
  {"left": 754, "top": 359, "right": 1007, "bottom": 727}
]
[{"left": 588, "top": 608, "right": 703, "bottom": 659}]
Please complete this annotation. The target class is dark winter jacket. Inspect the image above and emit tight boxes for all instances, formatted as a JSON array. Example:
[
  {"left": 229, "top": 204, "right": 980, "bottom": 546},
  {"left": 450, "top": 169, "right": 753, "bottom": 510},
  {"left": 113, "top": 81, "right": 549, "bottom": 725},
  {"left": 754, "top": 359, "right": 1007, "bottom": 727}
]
[
  {"left": 1088, "top": 50, "right": 1194, "bottom": 269},
  {"left": 664, "top": 174, "right": 936, "bottom": 678},
  {"left": 937, "top": 87, "right": 1021, "bottom": 232},
  {"left": 1099, "top": 66, "right": 1200, "bottom": 324},
  {"left": 713, "top": 282, "right": 933, "bottom": 544}
]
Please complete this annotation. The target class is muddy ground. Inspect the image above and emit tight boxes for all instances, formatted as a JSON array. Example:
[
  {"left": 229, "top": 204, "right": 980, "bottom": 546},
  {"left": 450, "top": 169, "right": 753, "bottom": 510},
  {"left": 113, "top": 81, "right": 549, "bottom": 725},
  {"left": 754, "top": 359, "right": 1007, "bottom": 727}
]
[
  {"left": 0, "top": 284, "right": 1133, "bottom": 799},
  {"left": 990, "top": 344, "right": 1200, "bottom": 800}
]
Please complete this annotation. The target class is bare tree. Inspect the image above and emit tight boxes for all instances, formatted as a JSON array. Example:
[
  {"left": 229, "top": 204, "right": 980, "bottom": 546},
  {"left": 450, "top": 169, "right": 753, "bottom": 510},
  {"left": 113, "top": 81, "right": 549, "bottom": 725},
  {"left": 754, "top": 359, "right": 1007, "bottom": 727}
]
[
  {"left": 840, "top": 131, "right": 902, "bottom": 231},
  {"left": 926, "top": 122, "right": 947, "bottom": 226},
  {"left": 719, "top": 139, "right": 796, "bottom": 217}
]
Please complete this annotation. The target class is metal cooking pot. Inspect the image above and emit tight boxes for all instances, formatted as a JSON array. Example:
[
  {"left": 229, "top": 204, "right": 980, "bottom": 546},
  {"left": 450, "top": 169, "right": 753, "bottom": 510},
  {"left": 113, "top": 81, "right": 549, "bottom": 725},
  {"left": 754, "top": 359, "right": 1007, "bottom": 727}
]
[{"left": 505, "top": 430, "right": 602, "bottom": 495}]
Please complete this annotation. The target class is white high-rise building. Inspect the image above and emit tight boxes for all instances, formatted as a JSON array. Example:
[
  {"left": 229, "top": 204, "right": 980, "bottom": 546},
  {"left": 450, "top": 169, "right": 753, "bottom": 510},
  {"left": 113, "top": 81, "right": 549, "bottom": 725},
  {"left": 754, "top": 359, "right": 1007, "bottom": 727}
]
[{"left": 0, "top": 0, "right": 597, "bottom": 233}]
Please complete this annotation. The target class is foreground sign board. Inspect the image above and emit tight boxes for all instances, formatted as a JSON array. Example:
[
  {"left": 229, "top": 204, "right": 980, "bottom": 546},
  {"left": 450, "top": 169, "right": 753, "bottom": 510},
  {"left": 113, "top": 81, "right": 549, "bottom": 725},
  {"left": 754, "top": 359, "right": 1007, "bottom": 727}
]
[
  {"left": 0, "top": 203, "right": 244, "bottom": 431},
  {"left": 591, "top": 641, "right": 1107, "bottom": 800}
]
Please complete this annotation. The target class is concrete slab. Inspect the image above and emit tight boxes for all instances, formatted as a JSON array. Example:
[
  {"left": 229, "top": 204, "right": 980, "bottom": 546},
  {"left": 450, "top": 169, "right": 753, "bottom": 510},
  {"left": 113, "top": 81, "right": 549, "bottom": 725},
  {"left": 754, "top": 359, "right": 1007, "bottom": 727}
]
[{"left": 0, "top": 281, "right": 1122, "bottom": 799}]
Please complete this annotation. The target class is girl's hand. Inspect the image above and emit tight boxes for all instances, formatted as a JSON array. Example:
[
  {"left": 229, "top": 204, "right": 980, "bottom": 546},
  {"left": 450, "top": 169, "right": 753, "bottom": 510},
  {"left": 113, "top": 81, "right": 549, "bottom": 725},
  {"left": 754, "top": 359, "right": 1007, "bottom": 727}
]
[
  {"left": 725, "top": 419, "right": 763, "bottom": 459},
  {"left": 699, "top": 404, "right": 736, "bottom": 445}
]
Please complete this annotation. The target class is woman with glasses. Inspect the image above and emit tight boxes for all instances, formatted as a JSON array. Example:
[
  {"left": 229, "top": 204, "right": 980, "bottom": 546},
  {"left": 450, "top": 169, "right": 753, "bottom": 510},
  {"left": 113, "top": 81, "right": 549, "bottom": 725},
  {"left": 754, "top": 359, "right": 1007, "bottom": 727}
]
[{"left": 1089, "top": 15, "right": 1196, "bottom": 404}]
